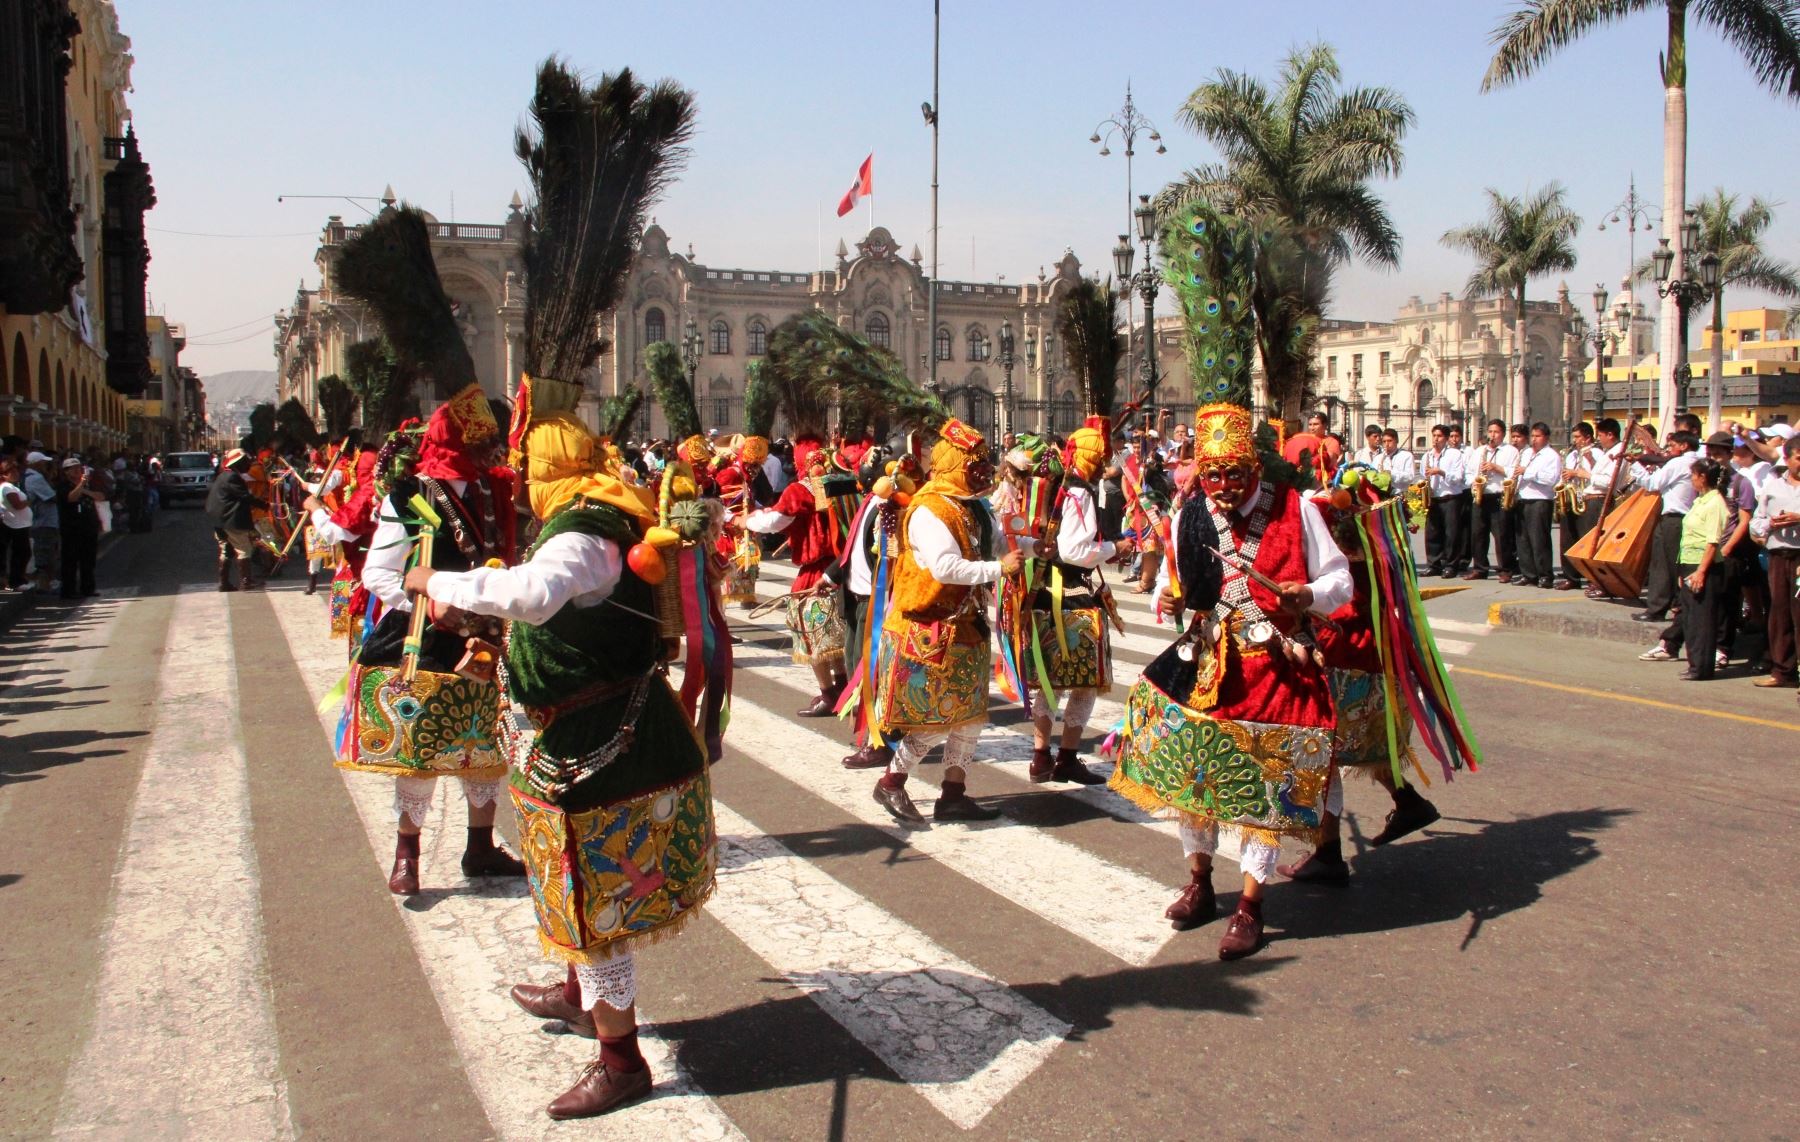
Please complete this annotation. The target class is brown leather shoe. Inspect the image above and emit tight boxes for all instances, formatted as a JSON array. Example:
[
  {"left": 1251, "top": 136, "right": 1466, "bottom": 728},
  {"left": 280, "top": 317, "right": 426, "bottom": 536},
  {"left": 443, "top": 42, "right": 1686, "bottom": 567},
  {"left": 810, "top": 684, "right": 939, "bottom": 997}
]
[
  {"left": 1051, "top": 748, "right": 1106, "bottom": 785},
  {"left": 388, "top": 856, "right": 420, "bottom": 896},
  {"left": 1218, "top": 905, "right": 1264, "bottom": 960},
  {"left": 873, "top": 781, "right": 926, "bottom": 823},
  {"left": 841, "top": 743, "right": 894, "bottom": 769},
  {"left": 510, "top": 982, "right": 596, "bottom": 1038},
  {"left": 1277, "top": 851, "right": 1350, "bottom": 884},
  {"left": 1370, "top": 796, "right": 1441, "bottom": 846},
  {"left": 1753, "top": 675, "right": 1794, "bottom": 688},
  {"left": 546, "top": 1059, "right": 652, "bottom": 1120},
  {"left": 1027, "top": 747, "right": 1055, "bottom": 783},
  {"left": 462, "top": 846, "right": 527, "bottom": 878},
  {"left": 1164, "top": 876, "right": 1217, "bottom": 931},
  {"left": 796, "top": 692, "right": 835, "bottom": 717},
  {"left": 1461, "top": 570, "right": 1487, "bottom": 581}
]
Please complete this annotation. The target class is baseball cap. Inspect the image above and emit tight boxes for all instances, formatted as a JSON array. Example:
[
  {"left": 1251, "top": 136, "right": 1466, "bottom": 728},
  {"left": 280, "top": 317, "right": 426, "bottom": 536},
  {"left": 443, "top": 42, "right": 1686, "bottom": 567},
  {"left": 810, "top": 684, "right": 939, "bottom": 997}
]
[
  {"left": 61, "top": 456, "right": 82, "bottom": 468},
  {"left": 1704, "top": 430, "right": 1734, "bottom": 448},
  {"left": 25, "top": 451, "right": 50, "bottom": 464},
  {"left": 1762, "top": 424, "right": 1795, "bottom": 441}
]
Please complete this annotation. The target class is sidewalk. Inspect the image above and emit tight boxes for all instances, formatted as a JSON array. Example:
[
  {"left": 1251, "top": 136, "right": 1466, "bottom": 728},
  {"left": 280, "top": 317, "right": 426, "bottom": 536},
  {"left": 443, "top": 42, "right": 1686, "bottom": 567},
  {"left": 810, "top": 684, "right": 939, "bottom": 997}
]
[
  {"left": 1413, "top": 573, "right": 1661, "bottom": 645},
  {"left": 0, "top": 528, "right": 129, "bottom": 636}
]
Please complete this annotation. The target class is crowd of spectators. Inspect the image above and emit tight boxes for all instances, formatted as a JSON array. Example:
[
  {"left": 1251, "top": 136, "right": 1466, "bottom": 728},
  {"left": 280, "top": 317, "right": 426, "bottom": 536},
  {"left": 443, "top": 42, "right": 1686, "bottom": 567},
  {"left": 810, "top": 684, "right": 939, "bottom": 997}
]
[{"left": 0, "top": 434, "right": 166, "bottom": 600}]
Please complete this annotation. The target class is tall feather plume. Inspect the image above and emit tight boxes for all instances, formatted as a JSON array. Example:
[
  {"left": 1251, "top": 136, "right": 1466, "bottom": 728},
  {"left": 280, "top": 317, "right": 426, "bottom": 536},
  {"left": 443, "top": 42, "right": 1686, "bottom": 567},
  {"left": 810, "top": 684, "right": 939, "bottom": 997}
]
[
  {"left": 332, "top": 206, "right": 476, "bottom": 398},
  {"left": 743, "top": 359, "right": 778, "bottom": 438},
  {"left": 762, "top": 311, "right": 843, "bottom": 439},
  {"left": 594, "top": 387, "right": 643, "bottom": 439},
  {"left": 644, "top": 340, "right": 700, "bottom": 441},
  {"left": 1159, "top": 198, "right": 1258, "bottom": 409},
  {"left": 515, "top": 60, "right": 696, "bottom": 382},
  {"left": 1055, "top": 276, "right": 1123, "bottom": 417}
]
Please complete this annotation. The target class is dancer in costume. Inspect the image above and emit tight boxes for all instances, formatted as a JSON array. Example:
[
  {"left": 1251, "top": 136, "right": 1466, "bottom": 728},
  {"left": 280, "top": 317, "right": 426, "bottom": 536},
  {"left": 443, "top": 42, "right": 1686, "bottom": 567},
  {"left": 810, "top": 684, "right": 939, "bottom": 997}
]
[
  {"left": 870, "top": 418, "right": 1023, "bottom": 824},
  {"left": 414, "top": 400, "right": 714, "bottom": 1120},
  {"left": 1276, "top": 469, "right": 1467, "bottom": 884},
  {"left": 1005, "top": 419, "right": 1133, "bottom": 785},
  {"left": 714, "top": 433, "right": 771, "bottom": 607},
  {"left": 346, "top": 384, "right": 523, "bottom": 894},
  {"left": 306, "top": 444, "right": 386, "bottom": 652},
  {"left": 744, "top": 434, "right": 855, "bottom": 715},
  {"left": 1107, "top": 200, "right": 1352, "bottom": 959},
  {"left": 834, "top": 441, "right": 920, "bottom": 770}
]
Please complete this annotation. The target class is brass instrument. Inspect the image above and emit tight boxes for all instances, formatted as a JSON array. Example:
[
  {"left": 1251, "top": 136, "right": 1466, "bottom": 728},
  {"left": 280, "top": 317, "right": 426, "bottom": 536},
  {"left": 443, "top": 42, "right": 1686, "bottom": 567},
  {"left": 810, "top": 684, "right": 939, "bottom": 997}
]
[
  {"left": 1471, "top": 446, "right": 1487, "bottom": 506},
  {"left": 1501, "top": 453, "right": 1521, "bottom": 510}
]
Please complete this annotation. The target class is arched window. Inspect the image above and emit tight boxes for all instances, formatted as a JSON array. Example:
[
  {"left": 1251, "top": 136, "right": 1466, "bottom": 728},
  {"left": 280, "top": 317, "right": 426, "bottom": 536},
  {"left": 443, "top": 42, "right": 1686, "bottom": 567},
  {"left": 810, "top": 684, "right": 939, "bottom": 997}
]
[
  {"left": 644, "top": 306, "right": 666, "bottom": 344},
  {"left": 709, "top": 375, "right": 734, "bottom": 429},
  {"left": 967, "top": 329, "right": 989, "bottom": 362},
  {"left": 935, "top": 326, "right": 952, "bottom": 362},
  {"left": 865, "top": 312, "right": 890, "bottom": 349},
  {"left": 1415, "top": 378, "right": 1434, "bottom": 411},
  {"left": 709, "top": 319, "right": 731, "bottom": 355},
  {"left": 748, "top": 320, "right": 768, "bottom": 356}
]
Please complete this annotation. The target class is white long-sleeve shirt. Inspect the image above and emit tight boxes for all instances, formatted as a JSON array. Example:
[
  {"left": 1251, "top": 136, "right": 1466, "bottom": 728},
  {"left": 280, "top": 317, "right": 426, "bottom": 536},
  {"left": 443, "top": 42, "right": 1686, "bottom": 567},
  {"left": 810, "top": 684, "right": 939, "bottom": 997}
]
[
  {"left": 1515, "top": 445, "right": 1561, "bottom": 501},
  {"left": 1154, "top": 487, "right": 1352, "bottom": 617},
  {"left": 425, "top": 530, "right": 622, "bottom": 627},
  {"left": 1422, "top": 447, "right": 1465, "bottom": 497},
  {"left": 361, "top": 481, "right": 468, "bottom": 612},
  {"left": 309, "top": 506, "right": 362, "bottom": 547},
  {"left": 1588, "top": 441, "right": 1630, "bottom": 497},
  {"left": 909, "top": 500, "right": 1004, "bottom": 586},
  {"left": 1054, "top": 486, "right": 1114, "bottom": 569},
  {"left": 1641, "top": 452, "right": 1699, "bottom": 515},
  {"left": 1468, "top": 443, "right": 1520, "bottom": 496},
  {"left": 1381, "top": 448, "right": 1417, "bottom": 490}
]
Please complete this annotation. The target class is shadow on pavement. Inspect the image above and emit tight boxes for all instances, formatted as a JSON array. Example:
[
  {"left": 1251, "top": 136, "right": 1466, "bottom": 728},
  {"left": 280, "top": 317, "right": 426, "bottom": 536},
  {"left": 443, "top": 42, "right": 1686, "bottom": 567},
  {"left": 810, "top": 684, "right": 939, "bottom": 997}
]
[
  {"left": 0, "top": 728, "right": 144, "bottom": 786},
  {"left": 658, "top": 955, "right": 1280, "bottom": 1098},
  {"left": 1273, "top": 806, "right": 1632, "bottom": 951}
]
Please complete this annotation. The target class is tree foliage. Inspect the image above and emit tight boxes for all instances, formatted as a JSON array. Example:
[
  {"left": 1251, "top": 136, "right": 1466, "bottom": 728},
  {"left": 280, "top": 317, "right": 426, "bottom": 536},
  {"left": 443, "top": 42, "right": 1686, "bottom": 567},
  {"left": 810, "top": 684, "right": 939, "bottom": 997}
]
[
  {"left": 1155, "top": 43, "right": 1412, "bottom": 417},
  {"left": 1441, "top": 183, "right": 1582, "bottom": 306}
]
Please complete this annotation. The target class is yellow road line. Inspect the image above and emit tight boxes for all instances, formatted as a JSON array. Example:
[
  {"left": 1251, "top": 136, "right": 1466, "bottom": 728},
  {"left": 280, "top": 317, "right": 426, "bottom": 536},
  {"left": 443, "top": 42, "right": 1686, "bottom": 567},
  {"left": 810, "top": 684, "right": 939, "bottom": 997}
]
[{"left": 1455, "top": 666, "right": 1800, "bottom": 733}]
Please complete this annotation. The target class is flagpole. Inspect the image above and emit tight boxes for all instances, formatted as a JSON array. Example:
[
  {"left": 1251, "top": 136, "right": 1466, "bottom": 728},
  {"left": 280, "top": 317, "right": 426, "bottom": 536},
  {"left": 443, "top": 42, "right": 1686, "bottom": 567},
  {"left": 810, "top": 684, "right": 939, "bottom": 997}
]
[{"left": 927, "top": 0, "right": 940, "bottom": 396}]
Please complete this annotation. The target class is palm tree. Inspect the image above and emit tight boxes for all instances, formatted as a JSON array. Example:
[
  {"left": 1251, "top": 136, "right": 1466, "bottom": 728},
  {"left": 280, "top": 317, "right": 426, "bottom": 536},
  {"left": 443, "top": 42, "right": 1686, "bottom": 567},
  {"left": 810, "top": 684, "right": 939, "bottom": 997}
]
[
  {"left": 1441, "top": 184, "right": 1582, "bottom": 423},
  {"left": 1156, "top": 43, "right": 1413, "bottom": 419},
  {"left": 1688, "top": 189, "right": 1800, "bottom": 426},
  {"left": 1482, "top": 0, "right": 1800, "bottom": 424}
]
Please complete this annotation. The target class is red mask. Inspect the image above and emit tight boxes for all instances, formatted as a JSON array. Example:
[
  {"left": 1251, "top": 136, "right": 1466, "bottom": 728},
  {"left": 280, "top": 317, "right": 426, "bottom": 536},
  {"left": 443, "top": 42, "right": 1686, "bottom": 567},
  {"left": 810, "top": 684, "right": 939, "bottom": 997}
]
[{"left": 1200, "top": 464, "right": 1255, "bottom": 511}]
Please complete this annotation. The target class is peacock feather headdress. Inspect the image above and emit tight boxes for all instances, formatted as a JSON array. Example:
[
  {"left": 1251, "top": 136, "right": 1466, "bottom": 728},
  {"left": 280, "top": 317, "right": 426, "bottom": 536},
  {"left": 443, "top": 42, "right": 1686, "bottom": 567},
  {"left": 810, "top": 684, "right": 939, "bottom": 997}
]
[
  {"left": 1160, "top": 199, "right": 1257, "bottom": 410},
  {"left": 743, "top": 359, "right": 777, "bottom": 439},
  {"left": 332, "top": 205, "right": 476, "bottom": 400},
  {"left": 644, "top": 339, "right": 701, "bottom": 443}
]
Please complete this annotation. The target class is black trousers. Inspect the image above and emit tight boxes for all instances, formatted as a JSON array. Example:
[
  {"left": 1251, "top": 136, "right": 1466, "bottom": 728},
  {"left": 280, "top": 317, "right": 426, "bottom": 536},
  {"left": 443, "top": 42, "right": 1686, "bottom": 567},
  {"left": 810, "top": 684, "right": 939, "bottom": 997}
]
[
  {"left": 1, "top": 525, "right": 29, "bottom": 588},
  {"left": 1662, "top": 561, "right": 1724, "bottom": 676},
  {"left": 1470, "top": 497, "right": 1514, "bottom": 574},
  {"left": 1452, "top": 492, "right": 1473, "bottom": 566},
  {"left": 1516, "top": 500, "right": 1555, "bottom": 584},
  {"left": 1559, "top": 499, "right": 1604, "bottom": 586},
  {"left": 1642, "top": 512, "right": 1685, "bottom": 616},
  {"left": 1425, "top": 493, "right": 1467, "bottom": 572},
  {"left": 61, "top": 524, "right": 97, "bottom": 597}
]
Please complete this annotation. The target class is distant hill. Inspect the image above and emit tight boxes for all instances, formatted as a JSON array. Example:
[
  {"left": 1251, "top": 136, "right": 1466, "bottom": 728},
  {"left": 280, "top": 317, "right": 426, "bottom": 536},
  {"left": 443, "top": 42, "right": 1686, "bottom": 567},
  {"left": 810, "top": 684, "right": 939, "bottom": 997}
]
[{"left": 201, "top": 369, "right": 277, "bottom": 407}]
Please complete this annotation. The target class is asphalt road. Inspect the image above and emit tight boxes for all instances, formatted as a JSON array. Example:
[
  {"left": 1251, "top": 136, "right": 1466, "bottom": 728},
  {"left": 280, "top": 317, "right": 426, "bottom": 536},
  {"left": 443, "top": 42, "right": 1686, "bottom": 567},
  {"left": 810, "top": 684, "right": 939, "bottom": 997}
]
[{"left": 2, "top": 505, "right": 1795, "bottom": 1140}]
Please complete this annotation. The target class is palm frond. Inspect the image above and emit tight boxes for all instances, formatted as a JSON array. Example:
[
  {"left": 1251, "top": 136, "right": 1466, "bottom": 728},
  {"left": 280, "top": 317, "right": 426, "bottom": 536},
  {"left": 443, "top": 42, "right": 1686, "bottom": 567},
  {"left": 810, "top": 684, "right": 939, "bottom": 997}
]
[
  {"left": 644, "top": 340, "right": 700, "bottom": 441},
  {"left": 516, "top": 60, "right": 696, "bottom": 382},
  {"left": 593, "top": 387, "right": 643, "bottom": 440},
  {"left": 1695, "top": 0, "right": 1800, "bottom": 98},
  {"left": 331, "top": 205, "right": 476, "bottom": 398},
  {"left": 1483, "top": 1, "right": 1652, "bottom": 91},
  {"left": 764, "top": 310, "right": 939, "bottom": 439}
]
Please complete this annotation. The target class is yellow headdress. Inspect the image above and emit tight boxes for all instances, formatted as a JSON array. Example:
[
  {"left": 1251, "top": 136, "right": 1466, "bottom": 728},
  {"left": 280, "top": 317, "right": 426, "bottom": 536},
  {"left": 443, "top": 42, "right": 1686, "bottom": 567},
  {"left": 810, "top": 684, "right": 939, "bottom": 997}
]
[
  {"left": 1063, "top": 415, "right": 1111, "bottom": 482},
  {"left": 512, "top": 376, "right": 656, "bottom": 525},
  {"left": 924, "top": 416, "right": 990, "bottom": 496},
  {"left": 1193, "top": 403, "right": 1258, "bottom": 469}
]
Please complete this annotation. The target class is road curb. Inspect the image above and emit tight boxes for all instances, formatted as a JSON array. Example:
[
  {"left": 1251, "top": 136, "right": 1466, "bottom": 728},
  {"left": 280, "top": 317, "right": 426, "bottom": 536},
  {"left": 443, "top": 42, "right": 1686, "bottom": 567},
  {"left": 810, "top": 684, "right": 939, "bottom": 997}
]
[{"left": 1486, "top": 595, "right": 1659, "bottom": 645}]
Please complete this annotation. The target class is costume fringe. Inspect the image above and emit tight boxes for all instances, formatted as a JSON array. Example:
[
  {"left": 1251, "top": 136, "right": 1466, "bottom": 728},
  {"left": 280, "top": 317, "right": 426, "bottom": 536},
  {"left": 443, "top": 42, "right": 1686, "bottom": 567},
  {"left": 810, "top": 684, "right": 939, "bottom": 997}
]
[
  {"left": 534, "top": 876, "right": 717, "bottom": 967},
  {"left": 334, "top": 760, "right": 510, "bottom": 782}
]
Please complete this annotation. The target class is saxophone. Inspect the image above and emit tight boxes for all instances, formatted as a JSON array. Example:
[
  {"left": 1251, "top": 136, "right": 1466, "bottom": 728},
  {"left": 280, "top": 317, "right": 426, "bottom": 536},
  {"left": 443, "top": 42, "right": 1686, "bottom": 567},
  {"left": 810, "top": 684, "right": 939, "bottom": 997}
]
[
  {"left": 1471, "top": 446, "right": 1486, "bottom": 506},
  {"left": 1554, "top": 448, "right": 1589, "bottom": 517},
  {"left": 1501, "top": 453, "right": 1521, "bottom": 510}
]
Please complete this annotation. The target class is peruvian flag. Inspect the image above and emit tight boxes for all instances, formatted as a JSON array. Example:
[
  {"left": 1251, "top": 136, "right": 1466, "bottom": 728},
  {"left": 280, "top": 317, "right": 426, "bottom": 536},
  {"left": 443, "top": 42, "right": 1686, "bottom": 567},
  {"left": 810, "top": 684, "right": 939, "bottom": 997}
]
[{"left": 836, "top": 154, "right": 873, "bottom": 218}]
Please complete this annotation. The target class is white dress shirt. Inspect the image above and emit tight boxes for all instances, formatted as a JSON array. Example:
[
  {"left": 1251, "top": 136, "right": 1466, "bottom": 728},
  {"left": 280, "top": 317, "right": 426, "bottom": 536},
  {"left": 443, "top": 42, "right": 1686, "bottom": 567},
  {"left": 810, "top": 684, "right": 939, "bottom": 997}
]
[
  {"left": 1382, "top": 447, "right": 1417, "bottom": 490},
  {"left": 1641, "top": 452, "right": 1699, "bottom": 515},
  {"left": 1469, "top": 443, "right": 1519, "bottom": 497},
  {"left": 1155, "top": 486, "right": 1352, "bottom": 616},
  {"left": 1422, "top": 447, "right": 1465, "bottom": 497},
  {"left": 309, "top": 505, "right": 364, "bottom": 547},
  {"left": 1515, "top": 446, "right": 1561, "bottom": 501},
  {"left": 1055, "top": 486, "right": 1115, "bottom": 569},
  {"left": 1353, "top": 445, "right": 1381, "bottom": 468},
  {"left": 744, "top": 505, "right": 795, "bottom": 534},
  {"left": 362, "top": 480, "right": 468, "bottom": 611},
  {"left": 1588, "top": 442, "right": 1631, "bottom": 496},
  {"left": 426, "top": 531, "right": 621, "bottom": 627},
  {"left": 908, "top": 499, "right": 1004, "bottom": 586}
]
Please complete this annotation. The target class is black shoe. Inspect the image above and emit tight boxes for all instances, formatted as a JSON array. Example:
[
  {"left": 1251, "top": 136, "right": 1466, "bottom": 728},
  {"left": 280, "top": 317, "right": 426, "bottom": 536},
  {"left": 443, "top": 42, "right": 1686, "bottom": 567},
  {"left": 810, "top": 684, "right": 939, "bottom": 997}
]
[
  {"left": 462, "top": 846, "right": 527, "bottom": 878},
  {"left": 932, "top": 793, "right": 1002, "bottom": 822},
  {"left": 1370, "top": 796, "right": 1441, "bottom": 846},
  {"left": 1050, "top": 748, "right": 1106, "bottom": 785},
  {"left": 873, "top": 781, "right": 925, "bottom": 824}
]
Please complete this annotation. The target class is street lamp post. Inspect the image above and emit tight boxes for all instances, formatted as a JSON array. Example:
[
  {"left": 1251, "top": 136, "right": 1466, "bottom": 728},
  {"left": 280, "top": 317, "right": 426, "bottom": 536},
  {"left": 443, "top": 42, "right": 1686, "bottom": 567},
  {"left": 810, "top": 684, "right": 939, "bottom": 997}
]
[
  {"left": 1091, "top": 85, "right": 1165, "bottom": 426},
  {"left": 1132, "top": 196, "right": 1162, "bottom": 417},
  {"left": 1652, "top": 208, "right": 1720, "bottom": 424},
  {"left": 1572, "top": 283, "right": 1613, "bottom": 424},
  {"left": 681, "top": 318, "right": 702, "bottom": 436},
  {"left": 997, "top": 319, "right": 1016, "bottom": 440},
  {"left": 1023, "top": 330, "right": 1038, "bottom": 430}
]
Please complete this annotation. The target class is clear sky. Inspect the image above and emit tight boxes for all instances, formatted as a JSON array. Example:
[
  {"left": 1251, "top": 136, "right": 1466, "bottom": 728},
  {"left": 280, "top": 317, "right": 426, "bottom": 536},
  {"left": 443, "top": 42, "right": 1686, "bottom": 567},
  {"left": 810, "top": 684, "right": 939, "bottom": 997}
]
[{"left": 121, "top": 0, "right": 1800, "bottom": 377}]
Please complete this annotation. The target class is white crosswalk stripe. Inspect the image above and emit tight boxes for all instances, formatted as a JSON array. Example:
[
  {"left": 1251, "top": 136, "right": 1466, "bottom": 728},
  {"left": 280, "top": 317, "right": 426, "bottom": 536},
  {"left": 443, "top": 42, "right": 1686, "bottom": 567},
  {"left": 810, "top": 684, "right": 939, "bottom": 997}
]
[
  {"left": 56, "top": 588, "right": 295, "bottom": 1139},
  {"left": 710, "top": 804, "right": 1068, "bottom": 1128}
]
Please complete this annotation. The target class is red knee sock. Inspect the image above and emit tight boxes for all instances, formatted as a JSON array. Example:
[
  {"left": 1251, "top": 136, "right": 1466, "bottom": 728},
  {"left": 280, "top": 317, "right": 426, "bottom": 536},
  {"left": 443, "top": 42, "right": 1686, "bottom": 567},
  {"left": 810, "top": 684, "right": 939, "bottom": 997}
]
[
  {"left": 599, "top": 1030, "right": 647, "bottom": 1074},
  {"left": 878, "top": 772, "right": 907, "bottom": 791},
  {"left": 941, "top": 779, "right": 967, "bottom": 800},
  {"left": 395, "top": 832, "right": 420, "bottom": 861},
  {"left": 1236, "top": 896, "right": 1263, "bottom": 920},
  {"left": 562, "top": 964, "right": 580, "bottom": 1007},
  {"left": 465, "top": 825, "right": 495, "bottom": 855}
]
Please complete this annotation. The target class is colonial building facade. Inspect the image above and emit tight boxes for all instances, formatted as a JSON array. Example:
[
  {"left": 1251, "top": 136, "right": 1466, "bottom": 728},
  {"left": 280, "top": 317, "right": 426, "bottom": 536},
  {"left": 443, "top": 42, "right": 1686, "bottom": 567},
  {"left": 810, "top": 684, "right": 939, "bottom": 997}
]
[
  {"left": 0, "top": 0, "right": 156, "bottom": 454},
  {"left": 277, "top": 201, "right": 1143, "bottom": 442}
]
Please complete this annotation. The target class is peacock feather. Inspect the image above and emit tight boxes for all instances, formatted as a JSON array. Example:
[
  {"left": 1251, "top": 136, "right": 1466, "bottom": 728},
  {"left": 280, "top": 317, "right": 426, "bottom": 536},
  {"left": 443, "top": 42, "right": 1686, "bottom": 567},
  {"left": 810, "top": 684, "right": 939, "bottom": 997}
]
[
  {"left": 594, "top": 387, "right": 643, "bottom": 440},
  {"left": 743, "top": 360, "right": 778, "bottom": 439},
  {"left": 332, "top": 206, "right": 476, "bottom": 399},
  {"left": 644, "top": 340, "right": 701, "bottom": 441},
  {"left": 1054, "top": 276, "right": 1123, "bottom": 417},
  {"left": 1159, "top": 199, "right": 1257, "bottom": 410}
]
